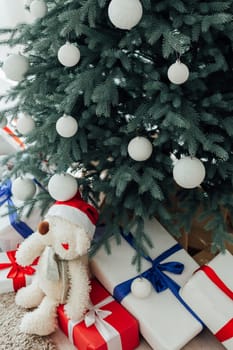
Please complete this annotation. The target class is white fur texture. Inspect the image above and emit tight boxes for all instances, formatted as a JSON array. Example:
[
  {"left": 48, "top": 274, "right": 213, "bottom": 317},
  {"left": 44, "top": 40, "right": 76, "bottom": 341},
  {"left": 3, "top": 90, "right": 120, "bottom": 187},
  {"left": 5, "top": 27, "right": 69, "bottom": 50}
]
[{"left": 15, "top": 216, "right": 92, "bottom": 336}]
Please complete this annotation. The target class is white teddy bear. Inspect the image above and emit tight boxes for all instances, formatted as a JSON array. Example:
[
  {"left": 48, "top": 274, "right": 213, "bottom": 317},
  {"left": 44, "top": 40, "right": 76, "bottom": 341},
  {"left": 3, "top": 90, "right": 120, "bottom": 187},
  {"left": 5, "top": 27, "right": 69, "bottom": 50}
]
[{"left": 15, "top": 191, "right": 99, "bottom": 336}]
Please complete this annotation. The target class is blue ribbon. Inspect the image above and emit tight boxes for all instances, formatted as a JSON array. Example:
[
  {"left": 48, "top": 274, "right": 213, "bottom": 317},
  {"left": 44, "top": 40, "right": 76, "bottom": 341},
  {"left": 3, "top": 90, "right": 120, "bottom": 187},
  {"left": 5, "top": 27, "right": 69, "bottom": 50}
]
[
  {"left": 0, "top": 180, "right": 33, "bottom": 239},
  {"left": 33, "top": 178, "right": 47, "bottom": 192},
  {"left": 113, "top": 230, "right": 204, "bottom": 326}
]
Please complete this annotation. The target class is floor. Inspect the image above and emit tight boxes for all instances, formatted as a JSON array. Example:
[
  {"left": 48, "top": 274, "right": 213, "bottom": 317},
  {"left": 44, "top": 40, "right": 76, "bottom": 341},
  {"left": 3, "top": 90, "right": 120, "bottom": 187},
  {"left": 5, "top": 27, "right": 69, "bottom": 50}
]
[{"left": 51, "top": 327, "right": 225, "bottom": 349}]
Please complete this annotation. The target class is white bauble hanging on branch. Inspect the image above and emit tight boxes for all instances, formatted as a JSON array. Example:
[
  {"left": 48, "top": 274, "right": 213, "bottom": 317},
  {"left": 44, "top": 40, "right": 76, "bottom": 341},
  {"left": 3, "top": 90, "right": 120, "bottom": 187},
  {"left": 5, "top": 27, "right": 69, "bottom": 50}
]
[
  {"left": 128, "top": 136, "right": 153, "bottom": 161},
  {"left": 0, "top": 116, "right": 8, "bottom": 128},
  {"left": 12, "top": 177, "right": 37, "bottom": 201},
  {"left": 2, "top": 54, "right": 29, "bottom": 82},
  {"left": 131, "top": 278, "right": 152, "bottom": 298},
  {"left": 16, "top": 114, "right": 35, "bottom": 135},
  {"left": 108, "top": 0, "right": 143, "bottom": 30},
  {"left": 57, "top": 42, "right": 80, "bottom": 67},
  {"left": 173, "top": 156, "right": 206, "bottom": 189},
  {"left": 56, "top": 114, "right": 78, "bottom": 138},
  {"left": 167, "top": 60, "right": 189, "bottom": 85},
  {"left": 48, "top": 173, "right": 78, "bottom": 201},
  {"left": 30, "top": 0, "right": 48, "bottom": 19}
]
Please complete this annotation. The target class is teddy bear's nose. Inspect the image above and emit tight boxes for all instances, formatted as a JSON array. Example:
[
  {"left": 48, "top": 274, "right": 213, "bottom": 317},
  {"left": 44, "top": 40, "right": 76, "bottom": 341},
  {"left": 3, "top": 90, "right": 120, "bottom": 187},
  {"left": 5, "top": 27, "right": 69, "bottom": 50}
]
[
  {"left": 38, "top": 221, "right": 49, "bottom": 235},
  {"left": 61, "top": 243, "right": 69, "bottom": 250}
]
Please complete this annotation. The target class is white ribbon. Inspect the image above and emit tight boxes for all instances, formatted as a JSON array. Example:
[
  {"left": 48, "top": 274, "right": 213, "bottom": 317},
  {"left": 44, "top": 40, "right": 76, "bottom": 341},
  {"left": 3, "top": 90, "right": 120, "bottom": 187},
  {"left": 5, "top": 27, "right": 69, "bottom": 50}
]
[{"left": 68, "top": 295, "right": 123, "bottom": 350}]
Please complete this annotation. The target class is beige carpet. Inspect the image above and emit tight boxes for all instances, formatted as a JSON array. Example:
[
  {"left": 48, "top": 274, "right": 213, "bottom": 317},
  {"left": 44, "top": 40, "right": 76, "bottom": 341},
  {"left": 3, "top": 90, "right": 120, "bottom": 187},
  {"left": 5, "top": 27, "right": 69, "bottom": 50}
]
[{"left": 0, "top": 292, "right": 57, "bottom": 350}]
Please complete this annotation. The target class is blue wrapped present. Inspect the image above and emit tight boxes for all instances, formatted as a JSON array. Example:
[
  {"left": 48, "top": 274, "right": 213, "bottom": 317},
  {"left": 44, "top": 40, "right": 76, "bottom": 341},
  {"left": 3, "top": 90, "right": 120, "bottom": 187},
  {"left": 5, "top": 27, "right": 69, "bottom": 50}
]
[{"left": 0, "top": 180, "right": 41, "bottom": 251}]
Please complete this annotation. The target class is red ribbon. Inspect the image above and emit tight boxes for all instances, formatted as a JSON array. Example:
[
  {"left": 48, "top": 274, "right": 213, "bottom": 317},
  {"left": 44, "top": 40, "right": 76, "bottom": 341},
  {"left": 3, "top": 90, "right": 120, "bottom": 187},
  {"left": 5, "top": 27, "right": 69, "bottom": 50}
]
[
  {"left": 198, "top": 265, "right": 233, "bottom": 343},
  {"left": 3, "top": 126, "right": 25, "bottom": 149},
  {"left": 215, "top": 319, "right": 233, "bottom": 343},
  {"left": 0, "top": 250, "right": 36, "bottom": 291}
]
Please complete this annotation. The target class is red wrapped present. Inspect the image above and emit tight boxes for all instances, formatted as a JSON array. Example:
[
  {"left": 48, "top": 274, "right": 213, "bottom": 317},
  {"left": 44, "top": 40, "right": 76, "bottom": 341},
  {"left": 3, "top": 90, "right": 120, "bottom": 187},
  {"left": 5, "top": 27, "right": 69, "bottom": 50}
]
[
  {"left": 0, "top": 250, "right": 38, "bottom": 294},
  {"left": 57, "top": 278, "right": 140, "bottom": 350},
  {"left": 180, "top": 250, "right": 233, "bottom": 349}
]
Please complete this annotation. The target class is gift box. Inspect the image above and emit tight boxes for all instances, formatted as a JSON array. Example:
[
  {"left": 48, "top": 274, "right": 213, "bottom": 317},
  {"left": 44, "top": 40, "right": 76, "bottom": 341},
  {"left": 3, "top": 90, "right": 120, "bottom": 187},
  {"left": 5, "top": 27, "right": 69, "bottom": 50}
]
[
  {"left": 0, "top": 127, "right": 24, "bottom": 181},
  {"left": 0, "top": 249, "right": 38, "bottom": 294},
  {"left": 0, "top": 126, "right": 24, "bottom": 156},
  {"left": 91, "top": 218, "right": 203, "bottom": 350},
  {"left": 180, "top": 250, "right": 233, "bottom": 350},
  {"left": 0, "top": 179, "right": 42, "bottom": 251},
  {"left": 57, "top": 278, "right": 140, "bottom": 350}
]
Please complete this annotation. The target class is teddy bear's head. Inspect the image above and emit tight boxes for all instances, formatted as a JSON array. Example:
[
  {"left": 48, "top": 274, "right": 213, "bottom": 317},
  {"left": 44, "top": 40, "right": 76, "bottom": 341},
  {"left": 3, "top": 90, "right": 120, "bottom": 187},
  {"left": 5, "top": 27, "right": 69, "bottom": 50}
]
[{"left": 37, "top": 192, "right": 99, "bottom": 260}]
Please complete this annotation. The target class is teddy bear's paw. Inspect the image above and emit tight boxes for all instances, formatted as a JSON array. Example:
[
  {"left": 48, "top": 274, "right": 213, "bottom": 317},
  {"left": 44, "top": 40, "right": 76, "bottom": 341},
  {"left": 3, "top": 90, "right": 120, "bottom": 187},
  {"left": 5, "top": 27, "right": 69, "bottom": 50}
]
[
  {"left": 64, "top": 303, "right": 85, "bottom": 322},
  {"left": 15, "top": 284, "right": 44, "bottom": 308},
  {"left": 20, "top": 310, "right": 57, "bottom": 336}
]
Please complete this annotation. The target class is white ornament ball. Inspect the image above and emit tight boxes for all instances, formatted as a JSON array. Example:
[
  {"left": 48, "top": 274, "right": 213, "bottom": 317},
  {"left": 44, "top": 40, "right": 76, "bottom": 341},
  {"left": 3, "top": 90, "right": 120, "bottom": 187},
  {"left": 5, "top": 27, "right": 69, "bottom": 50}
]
[
  {"left": 0, "top": 116, "right": 7, "bottom": 128},
  {"left": 16, "top": 115, "right": 35, "bottom": 135},
  {"left": 12, "top": 177, "right": 37, "bottom": 201},
  {"left": 57, "top": 42, "right": 81, "bottom": 67},
  {"left": 48, "top": 173, "right": 78, "bottom": 201},
  {"left": 2, "top": 54, "right": 29, "bottom": 82},
  {"left": 56, "top": 115, "right": 78, "bottom": 138},
  {"left": 131, "top": 277, "right": 152, "bottom": 298},
  {"left": 167, "top": 60, "right": 189, "bottom": 85},
  {"left": 108, "top": 0, "right": 143, "bottom": 30},
  {"left": 128, "top": 136, "right": 153, "bottom": 161},
  {"left": 30, "top": 0, "right": 48, "bottom": 19},
  {"left": 173, "top": 156, "right": 206, "bottom": 189}
]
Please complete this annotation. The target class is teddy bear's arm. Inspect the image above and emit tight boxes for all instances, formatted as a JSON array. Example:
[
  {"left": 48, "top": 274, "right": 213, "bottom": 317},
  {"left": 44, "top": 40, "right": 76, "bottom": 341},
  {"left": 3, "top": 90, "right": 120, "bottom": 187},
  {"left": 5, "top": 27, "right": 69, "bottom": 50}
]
[
  {"left": 64, "top": 260, "right": 91, "bottom": 321},
  {"left": 16, "top": 232, "right": 46, "bottom": 266}
]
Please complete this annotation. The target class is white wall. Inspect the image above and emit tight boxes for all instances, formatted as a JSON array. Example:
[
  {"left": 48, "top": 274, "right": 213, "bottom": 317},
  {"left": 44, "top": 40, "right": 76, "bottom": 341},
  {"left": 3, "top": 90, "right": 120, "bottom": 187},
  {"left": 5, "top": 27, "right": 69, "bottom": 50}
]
[
  {"left": 0, "top": 0, "right": 32, "bottom": 108},
  {"left": 0, "top": 0, "right": 31, "bottom": 29}
]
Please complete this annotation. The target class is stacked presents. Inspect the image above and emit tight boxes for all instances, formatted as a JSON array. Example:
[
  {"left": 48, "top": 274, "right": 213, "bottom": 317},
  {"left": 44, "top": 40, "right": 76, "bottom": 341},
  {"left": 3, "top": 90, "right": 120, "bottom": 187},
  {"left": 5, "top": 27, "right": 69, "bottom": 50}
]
[
  {"left": 0, "top": 126, "right": 42, "bottom": 252},
  {"left": 0, "top": 178, "right": 43, "bottom": 252},
  {"left": 91, "top": 219, "right": 233, "bottom": 350},
  {"left": 0, "top": 176, "right": 42, "bottom": 293},
  {"left": 0, "top": 200, "right": 232, "bottom": 349}
]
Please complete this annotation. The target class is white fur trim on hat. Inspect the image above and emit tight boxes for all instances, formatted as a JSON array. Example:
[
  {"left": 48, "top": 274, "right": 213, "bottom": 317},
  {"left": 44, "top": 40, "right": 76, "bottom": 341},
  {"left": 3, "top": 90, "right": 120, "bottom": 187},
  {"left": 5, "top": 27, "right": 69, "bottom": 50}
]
[{"left": 46, "top": 204, "right": 95, "bottom": 238}]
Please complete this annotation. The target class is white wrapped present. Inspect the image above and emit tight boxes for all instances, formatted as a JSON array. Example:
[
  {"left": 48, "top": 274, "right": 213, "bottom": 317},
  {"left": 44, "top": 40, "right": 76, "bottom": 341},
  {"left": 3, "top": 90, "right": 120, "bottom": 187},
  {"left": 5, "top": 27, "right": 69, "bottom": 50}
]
[
  {"left": 0, "top": 179, "right": 41, "bottom": 251},
  {"left": 91, "top": 218, "right": 203, "bottom": 350},
  {"left": 180, "top": 250, "right": 233, "bottom": 350},
  {"left": 0, "top": 127, "right": 24, "bottom": 181},
  {"left": 0, "top": 249, "right": 38, "bottom": 293},
  {"left": 0, "top": 127, "right": 24, "bottom": 156}
]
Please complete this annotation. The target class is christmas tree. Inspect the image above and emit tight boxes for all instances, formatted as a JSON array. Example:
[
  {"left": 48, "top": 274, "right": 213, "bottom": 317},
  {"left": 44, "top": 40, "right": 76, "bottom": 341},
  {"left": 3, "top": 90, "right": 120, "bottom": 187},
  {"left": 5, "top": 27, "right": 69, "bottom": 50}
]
[{"left": 1, "top": 0, "right": 233, "bottom": 265}]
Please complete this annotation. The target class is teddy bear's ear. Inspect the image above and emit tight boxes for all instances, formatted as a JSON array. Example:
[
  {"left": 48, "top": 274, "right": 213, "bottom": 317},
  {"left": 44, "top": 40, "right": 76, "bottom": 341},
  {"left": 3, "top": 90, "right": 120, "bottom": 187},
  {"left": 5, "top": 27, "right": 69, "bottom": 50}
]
[{"left": 38, "top": 221, "right": 50, "bottom": 235}]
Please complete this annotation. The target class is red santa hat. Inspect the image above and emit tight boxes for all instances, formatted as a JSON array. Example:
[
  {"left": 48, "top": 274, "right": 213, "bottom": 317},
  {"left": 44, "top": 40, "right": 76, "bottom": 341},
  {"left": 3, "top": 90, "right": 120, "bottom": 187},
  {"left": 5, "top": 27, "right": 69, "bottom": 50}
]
[{"left": 46, "top": 192, "right": 99, "bottom": 238}]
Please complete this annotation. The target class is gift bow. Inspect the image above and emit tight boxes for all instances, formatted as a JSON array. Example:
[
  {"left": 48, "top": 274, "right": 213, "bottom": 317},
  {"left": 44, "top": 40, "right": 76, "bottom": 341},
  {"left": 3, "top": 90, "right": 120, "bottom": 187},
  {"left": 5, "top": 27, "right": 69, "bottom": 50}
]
[
  {"left": 84, "top": 296, "right": 113, "bottom": 327},
  {"left": 0, "top": 180, "right": 33, "bottom": 239},
  {"left": 142, "top": 254, "right": 184, "bottom": 293},
  {"left": 68, "top": 295, "right": 123, "bottom": 350},
  {"left": 198, "top": 265, "right": 233, "bottom": 343},
  {"left": 0, "top": 250, "right": 36, "bottom": 291},
  {"left": 113, "top": 239, "right": 184, "bottom": 302}
]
